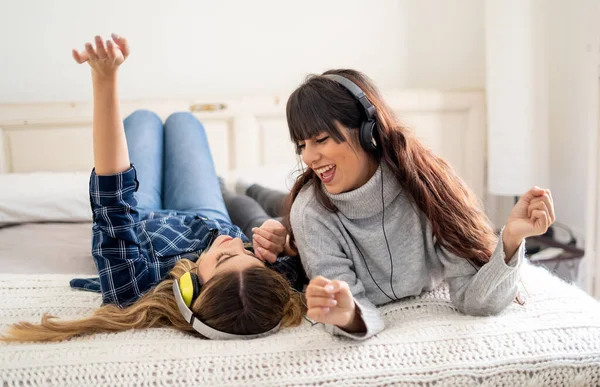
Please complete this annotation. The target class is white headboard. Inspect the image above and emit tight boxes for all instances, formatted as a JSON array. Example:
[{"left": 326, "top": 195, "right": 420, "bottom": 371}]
[{"left": 0, "top": 91, "right": 486, "bottom": 198}]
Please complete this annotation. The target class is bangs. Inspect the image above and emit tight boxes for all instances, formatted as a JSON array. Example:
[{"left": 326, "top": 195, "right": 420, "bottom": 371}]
[{"left": 286, "top": 79, "right": 355, "bottom": 150}]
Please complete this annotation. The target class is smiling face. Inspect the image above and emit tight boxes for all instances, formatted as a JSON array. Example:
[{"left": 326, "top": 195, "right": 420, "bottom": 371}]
[
  {"left": 296, "top": 122, "right": 378, "bottom": 194},
  {"left": 287, "top": 73, "right": 380, "bottom": 195},
  {"left": 196, "top": 235, "right": 264, "bottom": 284}
]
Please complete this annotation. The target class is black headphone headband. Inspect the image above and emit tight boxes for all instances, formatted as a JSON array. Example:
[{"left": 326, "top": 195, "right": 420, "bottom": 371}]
[
  {"left": 323, "top": 74, "right": 376, "bottom": 120},
  {"left": 322, "top": 74, "right": 379, "bottom": 152}
]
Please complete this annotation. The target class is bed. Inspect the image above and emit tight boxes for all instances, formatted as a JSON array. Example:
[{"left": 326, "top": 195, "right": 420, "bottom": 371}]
[
  {"left": 1, "top": 256, "right": 599, "bottom": 386},
  {"left": 1, "top": 92, "right": 599, "bottom": 386}
]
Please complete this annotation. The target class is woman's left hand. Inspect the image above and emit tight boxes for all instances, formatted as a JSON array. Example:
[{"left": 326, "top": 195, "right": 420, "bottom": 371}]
[
  {"left": 505, "top": 186, "right": 556, "bottom": 244},
  {"left": 252, "top": 219, "right": 287, "bottom": 263}
]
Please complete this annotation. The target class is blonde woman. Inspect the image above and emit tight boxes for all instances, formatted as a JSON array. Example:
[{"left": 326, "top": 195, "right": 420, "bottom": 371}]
[{"left": 1, "top": 34, "right": 304, "bottom": 343}]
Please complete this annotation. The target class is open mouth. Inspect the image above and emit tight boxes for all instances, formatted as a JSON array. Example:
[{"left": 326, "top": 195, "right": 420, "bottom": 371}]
[{"left": 315, "top": 164, "right": 336, "bottom": 184}]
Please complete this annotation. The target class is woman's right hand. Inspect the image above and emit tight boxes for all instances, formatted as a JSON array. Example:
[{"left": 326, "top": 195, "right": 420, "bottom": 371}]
[
  {"left": 72, "top": 34, "right": 130, "bottom": 78},
  {"left": 252, "top": 219, "right": 290, "bottom": 263}
]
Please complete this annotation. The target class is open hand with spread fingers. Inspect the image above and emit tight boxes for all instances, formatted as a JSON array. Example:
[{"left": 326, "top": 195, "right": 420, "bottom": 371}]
[{"left": 72, "top": 34, "right": 130, "bottom": 78}]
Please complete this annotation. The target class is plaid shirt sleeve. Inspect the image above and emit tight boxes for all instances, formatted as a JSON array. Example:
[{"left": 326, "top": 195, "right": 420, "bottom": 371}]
[{"left": 89, "top": 166, "right": 151, "bottom": 307}]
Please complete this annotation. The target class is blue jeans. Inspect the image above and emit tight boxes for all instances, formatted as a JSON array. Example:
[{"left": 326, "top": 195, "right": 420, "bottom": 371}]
[{"left": 123, "top": 110, "right": 231, "bottom": 224}]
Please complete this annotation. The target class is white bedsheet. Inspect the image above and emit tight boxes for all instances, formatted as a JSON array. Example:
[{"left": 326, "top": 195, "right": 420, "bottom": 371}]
[
  {"left": 0, "top": 222, "right": 96, "bottom": 275},
  {"left": 1, "top": 264, "right": 599, "bottom": 386}
]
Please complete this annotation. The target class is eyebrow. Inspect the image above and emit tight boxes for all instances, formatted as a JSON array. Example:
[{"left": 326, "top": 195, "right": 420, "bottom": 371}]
[{"left": 215, "top": 253, "right": 262, "bottom": 269}]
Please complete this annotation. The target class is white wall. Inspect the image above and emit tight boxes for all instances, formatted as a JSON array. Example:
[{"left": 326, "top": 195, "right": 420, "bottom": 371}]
[
  {"left": 0, "top": 0, "right": 485, "bottom": 103},
  {"left": 1, "top": 0, "right": 597, "bottom": 252},
  {"left": 547, "top": 0, "right": 599, "bottom": 242},
  {"left": 484, "top": 1, "right": 599, "bottom": 248}
]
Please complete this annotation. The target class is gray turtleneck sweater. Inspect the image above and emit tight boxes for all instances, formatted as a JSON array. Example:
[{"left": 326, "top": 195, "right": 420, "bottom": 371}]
[{"left": 290, "top": 163, "right": 524, "bottom": 340}]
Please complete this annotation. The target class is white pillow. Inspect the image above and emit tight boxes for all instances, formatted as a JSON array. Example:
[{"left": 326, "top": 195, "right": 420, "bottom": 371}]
[{"left": 0, "top": 172, "right": 92, "bottom": 225}]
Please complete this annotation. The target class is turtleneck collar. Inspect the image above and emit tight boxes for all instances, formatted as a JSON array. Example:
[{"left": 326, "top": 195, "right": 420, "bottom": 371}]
[{"left": 323, "top": 162, "right": 402, "bottom": 219}]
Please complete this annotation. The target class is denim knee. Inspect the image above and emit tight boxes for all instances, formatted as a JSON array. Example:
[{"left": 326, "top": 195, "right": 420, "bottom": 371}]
[
  {"left": 124, "top": 109, "right": 163, "bottom": 128},
  {"left": 165, "top": 112, "right": 204, "bottom": 129}
]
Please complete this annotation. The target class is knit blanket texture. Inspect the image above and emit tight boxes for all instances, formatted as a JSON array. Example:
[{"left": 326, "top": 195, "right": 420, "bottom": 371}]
[{"left": 1, "top": 264, "right": 599, "bottom": 386}]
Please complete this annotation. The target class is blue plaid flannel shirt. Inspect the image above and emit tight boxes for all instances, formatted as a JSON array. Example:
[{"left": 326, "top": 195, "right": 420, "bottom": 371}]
[{"left": 70, "top": 166, "right": 305, "bottom": 307}]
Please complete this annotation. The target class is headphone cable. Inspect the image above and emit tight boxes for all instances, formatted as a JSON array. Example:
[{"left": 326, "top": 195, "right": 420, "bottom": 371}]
[
  {"left": 380, "top": 163, "right": 399, "bottom": 300},
  {"left": 336, "top": 164, "right": 398, "bottom": 302}
]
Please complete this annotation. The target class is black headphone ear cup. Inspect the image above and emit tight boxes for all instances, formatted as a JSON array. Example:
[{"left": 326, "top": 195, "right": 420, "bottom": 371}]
[
  {"left": 188, "top": 272, "right": 202, "bottom": 303},
  {"left": 360, "top": 120, "right": 378, "bottom": 152}
]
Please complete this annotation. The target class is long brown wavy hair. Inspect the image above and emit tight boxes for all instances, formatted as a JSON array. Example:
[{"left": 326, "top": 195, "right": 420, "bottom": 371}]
[
  {"left": 284, "top": 69, "right": 497, "bottom": 265},
  {"left": 0, "top": 259, "right": 305, "bottom": 343}
]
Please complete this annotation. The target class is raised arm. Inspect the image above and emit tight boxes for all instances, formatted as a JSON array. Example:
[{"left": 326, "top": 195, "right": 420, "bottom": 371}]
[
  {"left": 440, "top": 186, "right": 555, "bottom": 315},
  {"left": 72, "top": 35, "right": 149, "bottom": 306},
  {"left": 72, "top": 34, "right": 130, "bottom": 175}
]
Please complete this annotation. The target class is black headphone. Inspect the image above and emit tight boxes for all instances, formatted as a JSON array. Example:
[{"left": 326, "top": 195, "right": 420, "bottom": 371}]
[{"left": 323, "top": 74, "right": 380, "bottom": 153}]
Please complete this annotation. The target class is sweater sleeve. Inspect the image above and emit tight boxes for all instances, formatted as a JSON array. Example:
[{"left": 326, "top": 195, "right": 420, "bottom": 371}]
[
  {"left": 437, "top": 227, "right": 524, "bottom": 316},
  {"left": 291, "top": 198, "right": 384, "bottom": 340}
]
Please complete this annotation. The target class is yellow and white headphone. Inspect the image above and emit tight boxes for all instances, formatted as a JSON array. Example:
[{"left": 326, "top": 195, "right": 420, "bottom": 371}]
[{"left": 173, "top": 271, "right": 282, "bottom": 340}]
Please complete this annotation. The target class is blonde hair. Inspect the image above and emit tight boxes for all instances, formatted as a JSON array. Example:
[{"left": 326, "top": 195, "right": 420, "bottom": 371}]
[{"left": 0, "top": 259, "right": 305, "bottom": 343}]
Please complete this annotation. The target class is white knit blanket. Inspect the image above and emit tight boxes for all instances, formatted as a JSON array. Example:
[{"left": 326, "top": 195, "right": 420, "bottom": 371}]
[{"left": 1, "top": 264, "right": 600, "bottom": 387}]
